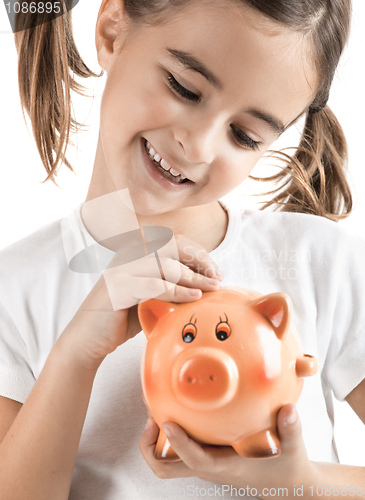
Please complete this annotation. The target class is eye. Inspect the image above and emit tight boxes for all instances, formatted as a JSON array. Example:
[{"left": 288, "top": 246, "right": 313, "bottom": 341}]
[
  {"left": 182, "top": 323, "right": 197, "bottom": 343},
  {"left": 215, "top": 321, "right": 231, "bottom": 341},
  {"left": 167, "top": 74, "right": 201, "bottom": 103},
  {"left": 167, "top": 75, "right": 260, "bottom": 150},
  {"left": 230, "top": 124, "right": 261, "bottom": 151}
]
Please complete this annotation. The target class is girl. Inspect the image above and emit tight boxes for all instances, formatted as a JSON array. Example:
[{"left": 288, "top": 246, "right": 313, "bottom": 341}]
[{"left": 0, "top": 0, "right": 364, "bottom": 499}]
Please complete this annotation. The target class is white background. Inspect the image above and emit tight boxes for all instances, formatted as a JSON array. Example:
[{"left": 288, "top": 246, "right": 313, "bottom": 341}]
[{"left": 0, "top": 1, "right": 364, "bottom": 466}]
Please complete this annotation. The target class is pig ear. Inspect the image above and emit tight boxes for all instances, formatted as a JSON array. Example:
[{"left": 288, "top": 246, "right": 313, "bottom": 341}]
[
  {"left": 251, "top": 293, "right": 292, "bottom": 340},
  {"left": 138, "top": 299, "right": 176, "bottom": 338}
]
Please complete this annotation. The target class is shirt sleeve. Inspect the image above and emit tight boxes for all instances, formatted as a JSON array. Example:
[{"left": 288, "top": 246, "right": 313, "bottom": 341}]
[
  {"left": 319, "top": 228, "right": 365, "bottom": 402},
  {"left": 0, "top": 297, "right": 35, "bottom": 403}
]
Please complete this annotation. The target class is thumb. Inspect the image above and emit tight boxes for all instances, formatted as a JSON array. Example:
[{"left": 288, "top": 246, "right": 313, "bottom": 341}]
[
  {"left": 277, "top": 404, "right": 307, "bottom": 457},
  {"left": 139, "top": 417, "right": 160, "bottom": 455}
]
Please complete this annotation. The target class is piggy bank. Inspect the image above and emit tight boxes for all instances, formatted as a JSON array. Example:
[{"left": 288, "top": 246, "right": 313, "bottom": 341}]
[{"left": 138, "top": 289, "right": 317, "bottom": 460}]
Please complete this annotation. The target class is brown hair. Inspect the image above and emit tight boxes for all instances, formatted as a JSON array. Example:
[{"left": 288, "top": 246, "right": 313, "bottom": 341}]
[
  {"left": 15, "top": 0, "right": 352, "bottom": 219},
  {"left": 244, "top": 0, "right": 353, "bottom": 220},
  {"left": 14, "top": 1, "right": 102, "bottom": 181}
]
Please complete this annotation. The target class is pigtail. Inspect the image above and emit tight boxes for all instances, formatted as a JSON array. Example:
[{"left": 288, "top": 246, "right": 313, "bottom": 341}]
[
  {"left": 14, "top": 1, "right": 102, "bottom": 182},
  {"left": 256, "top": 106, "right": 353, "bottom": 221}
]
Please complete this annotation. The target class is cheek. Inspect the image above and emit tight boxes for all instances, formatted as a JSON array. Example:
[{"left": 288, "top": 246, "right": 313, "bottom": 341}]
[
  {"left": 215, "top": 153, "right": 263, "bottom": 191},
  {"left": 100, "top": 69, "right": 178, "bottom": 142}
]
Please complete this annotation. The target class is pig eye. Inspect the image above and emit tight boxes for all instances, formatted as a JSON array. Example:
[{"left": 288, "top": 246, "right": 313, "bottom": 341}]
[
  {"left": 182, "top": 323, "right": 197, "bottom": 343},
  {"left": 216, "top": 321, "right": 231, "bottom": 341}
]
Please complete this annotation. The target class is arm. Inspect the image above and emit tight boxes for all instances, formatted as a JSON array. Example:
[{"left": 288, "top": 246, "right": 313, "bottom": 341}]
[
  {"left": 305, "top": 379, "right": 365, "bottom": 499},
  {"left": 346, "top": 378, "right": 365, "bottom": 424},
  {"left": 0, "top": 236, "right": 222, "bottom": 499},
  {"left": 0, "top": 397, "right": 22, "bottom": 443},
  {"left": 140, "top": 400, "right": 365, "bottom": 500},
  {"left": 0, "top": 337, "right": 98, "bottom": 500}
]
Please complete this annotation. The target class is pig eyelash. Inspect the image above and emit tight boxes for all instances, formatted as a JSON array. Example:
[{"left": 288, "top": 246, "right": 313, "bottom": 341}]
[
  {"left": 189, "top": 314, "right": 197, "bottom": 325},
  {"left": 216, "top": 314, "right": 231, "bottom": 341},
  {"left": 219, "top": 313, "right": 229, "bottom": 323}
]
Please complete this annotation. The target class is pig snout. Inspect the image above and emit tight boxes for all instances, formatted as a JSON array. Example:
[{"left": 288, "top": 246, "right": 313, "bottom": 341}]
[{"left": 172, "top": 348, "right": 239, "bottom": 410}]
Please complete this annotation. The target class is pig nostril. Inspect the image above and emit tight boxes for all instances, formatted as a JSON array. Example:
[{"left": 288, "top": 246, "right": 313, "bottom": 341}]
[{"left": 175, "top": 353, "right": 238, "bottom": 408}]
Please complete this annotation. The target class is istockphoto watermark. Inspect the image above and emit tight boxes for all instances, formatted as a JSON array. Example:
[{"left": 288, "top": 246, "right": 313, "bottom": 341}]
[
  {"left": 155, "top": 484, "right": 291, "bottom": 498},
  {"left": 0, "top": 0, "right": 79, "bottom": 34},
  {"left": 155, "top": 484, "right": 365, "bottom": 498}
]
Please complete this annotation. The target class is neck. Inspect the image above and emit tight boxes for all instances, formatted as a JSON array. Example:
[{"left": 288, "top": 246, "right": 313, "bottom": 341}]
[
  {"left": 136, "top": 202, "right": 228, "bottom": 252},
  {"left": 82, "top": 188, "right": 228, "bottom": 253}
]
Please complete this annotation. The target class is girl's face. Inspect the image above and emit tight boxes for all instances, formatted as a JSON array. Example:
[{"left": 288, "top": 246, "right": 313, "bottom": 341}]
[{"left": 95, "top": 1, "right": 317, "bottom": 216}]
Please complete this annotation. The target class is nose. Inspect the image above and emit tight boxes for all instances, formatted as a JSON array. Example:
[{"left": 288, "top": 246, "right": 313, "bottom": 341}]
[
  {"left": 174, "top": 115, "right": 219, "bottom": 165},
  {"left": 173, "top": 349, "right": 238, "bottom": 410}
]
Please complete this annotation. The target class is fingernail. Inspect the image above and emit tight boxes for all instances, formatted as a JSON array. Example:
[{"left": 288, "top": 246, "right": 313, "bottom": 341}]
[
  {"left": 162, "top": 424, "right": 172, "bottom": 438},
  {"left": 216, "top": 270, "right": 224, "bottom": 280},
  {"left": 205, "top": 266, "right": 224, "bottom": 280},
  {"left": 207, "top": 278, "right": 221, "bottom": 287},
  {"left": 285, "top": 407, "right": 298, "bottom": 425},
  {"left": 189, "top": 289, "right": 202, "bottom": 297},
  {"left": 205, "top": 267, "right": 216, "bottom": 279}
]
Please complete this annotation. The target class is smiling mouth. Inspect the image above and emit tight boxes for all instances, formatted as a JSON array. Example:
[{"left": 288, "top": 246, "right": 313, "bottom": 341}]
[{"left": 144, "top": 139, "right": 191, "bottom": 184}]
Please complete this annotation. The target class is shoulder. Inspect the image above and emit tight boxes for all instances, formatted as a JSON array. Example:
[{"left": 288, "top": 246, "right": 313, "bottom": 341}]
[
  {"left": 239, "top": 210, "right": 365, "bottom": 308},
  {"left": 0, "top": 217, "right": 65, "bottom": 280},
  {"left": 238, "top": 208, "right": 365, "bottom": 254},
  {"left": 241, "top": 208, "right": 341, "bottom": 235},
  {"left": 218, "top": 199, "right": 365, "bottom": 269},
  {"left": 222, "top": 202, "right": 365, "bottom": 280},
  {"left": 0, "top": 208, "right": 95, "bottom": 341}
]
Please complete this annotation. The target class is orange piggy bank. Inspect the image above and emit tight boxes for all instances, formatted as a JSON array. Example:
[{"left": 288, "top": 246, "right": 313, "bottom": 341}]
[{"left": 138, "top": 289, "right": 317, "bottom": 461}]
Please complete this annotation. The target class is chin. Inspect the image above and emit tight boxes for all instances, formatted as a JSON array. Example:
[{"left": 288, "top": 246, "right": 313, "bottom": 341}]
[{"left": 130, "top": 198, "right": 173, "bottom": 219}]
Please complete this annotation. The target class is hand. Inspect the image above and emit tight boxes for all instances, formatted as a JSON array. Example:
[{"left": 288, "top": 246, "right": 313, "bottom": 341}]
[
  {"left": 140, "top": 405, "right": 318, "bottom": 498},
  {"left": 56, "top": 234, "right": 223, "bottom": 371}
]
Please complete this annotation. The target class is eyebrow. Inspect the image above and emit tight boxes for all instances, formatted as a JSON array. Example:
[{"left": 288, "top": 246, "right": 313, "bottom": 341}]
[
  {"left": 166, "top": 48, "right": 286, "bottom": 136},
  {"left": 246, "top": 109, "right": 286, "bottom": 135},
  {"left": 166, "top": 48, "right": 222, "bottom": 90}
]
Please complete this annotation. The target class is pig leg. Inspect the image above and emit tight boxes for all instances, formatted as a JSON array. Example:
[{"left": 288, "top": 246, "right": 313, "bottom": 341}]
[
  {"left": 232, "top": 428, "right": 281, "bottom": 458},
  {"left": 154, "top": 428, "right": 181, "bottom": 462}
]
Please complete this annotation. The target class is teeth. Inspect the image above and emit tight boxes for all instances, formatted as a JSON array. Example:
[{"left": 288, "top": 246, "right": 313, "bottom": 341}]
[
  {"left": 160, "top": 158, "right": 172, "bottom": 172},
  {"left": 146, "top": 142, "right": 157, "bottom": 157},
  {"left": 145, "top": 140, "right": 188, "bottom": 183},
  {"left": 169, "top": 167, "right": 180, "bottom": 177}
]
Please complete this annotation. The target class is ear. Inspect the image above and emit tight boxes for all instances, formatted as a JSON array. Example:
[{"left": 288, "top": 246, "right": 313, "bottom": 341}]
[
  {"left": 138, "top": 300, "right": 176, "bottom": 338},
  {"left": 251, "top": 293, "right": 292, "bottom": 340},
  {"left": 95, "top": 0, "right": 127, "bottom": 72}
]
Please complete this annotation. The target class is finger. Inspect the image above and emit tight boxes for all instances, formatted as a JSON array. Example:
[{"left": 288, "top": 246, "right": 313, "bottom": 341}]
[
  {"left": 151, "top": 281, "right": 204, "bottom": 303},
  {"left": 139, "top": 417, "right": 160, "bottom": 454},
  {"left": 161, "top": 422, "right": 217, "bottom": 473},
  {"left": 174, "top": 234, "right": 224, "bottom": 280},
  {"left": 124, "top": 268, "right": 209, "bottom": 302},
  {"left": 139, "top": 419, "right": 193, "bottom": 479},
  {"left": 106, "top": 254, "right": 221, "bottom": 294},
  {"left": 111, "top": 233, "right": 224, "bottom": 281},
  {"left": 161, "top": 258, "right": 222, "bottom": 291},
  {"left": 277, "top": 404, "right": 307, "bottom": 457},
  {"left": 104, "top": 246, "right": 222, "bottom": 310},
  {"left": 103, "top": 270, "right": 207, "bottom": 310}
]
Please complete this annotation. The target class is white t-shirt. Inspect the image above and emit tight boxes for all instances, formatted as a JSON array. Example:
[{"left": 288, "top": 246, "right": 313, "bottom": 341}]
[{"left": 0, "top": 200, "right": 364, "bottom": 499}]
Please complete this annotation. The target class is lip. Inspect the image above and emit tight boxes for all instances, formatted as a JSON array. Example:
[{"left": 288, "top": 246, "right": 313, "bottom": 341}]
[{"left": 141, "top": 138, "right": 194, "bottom": 192}]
